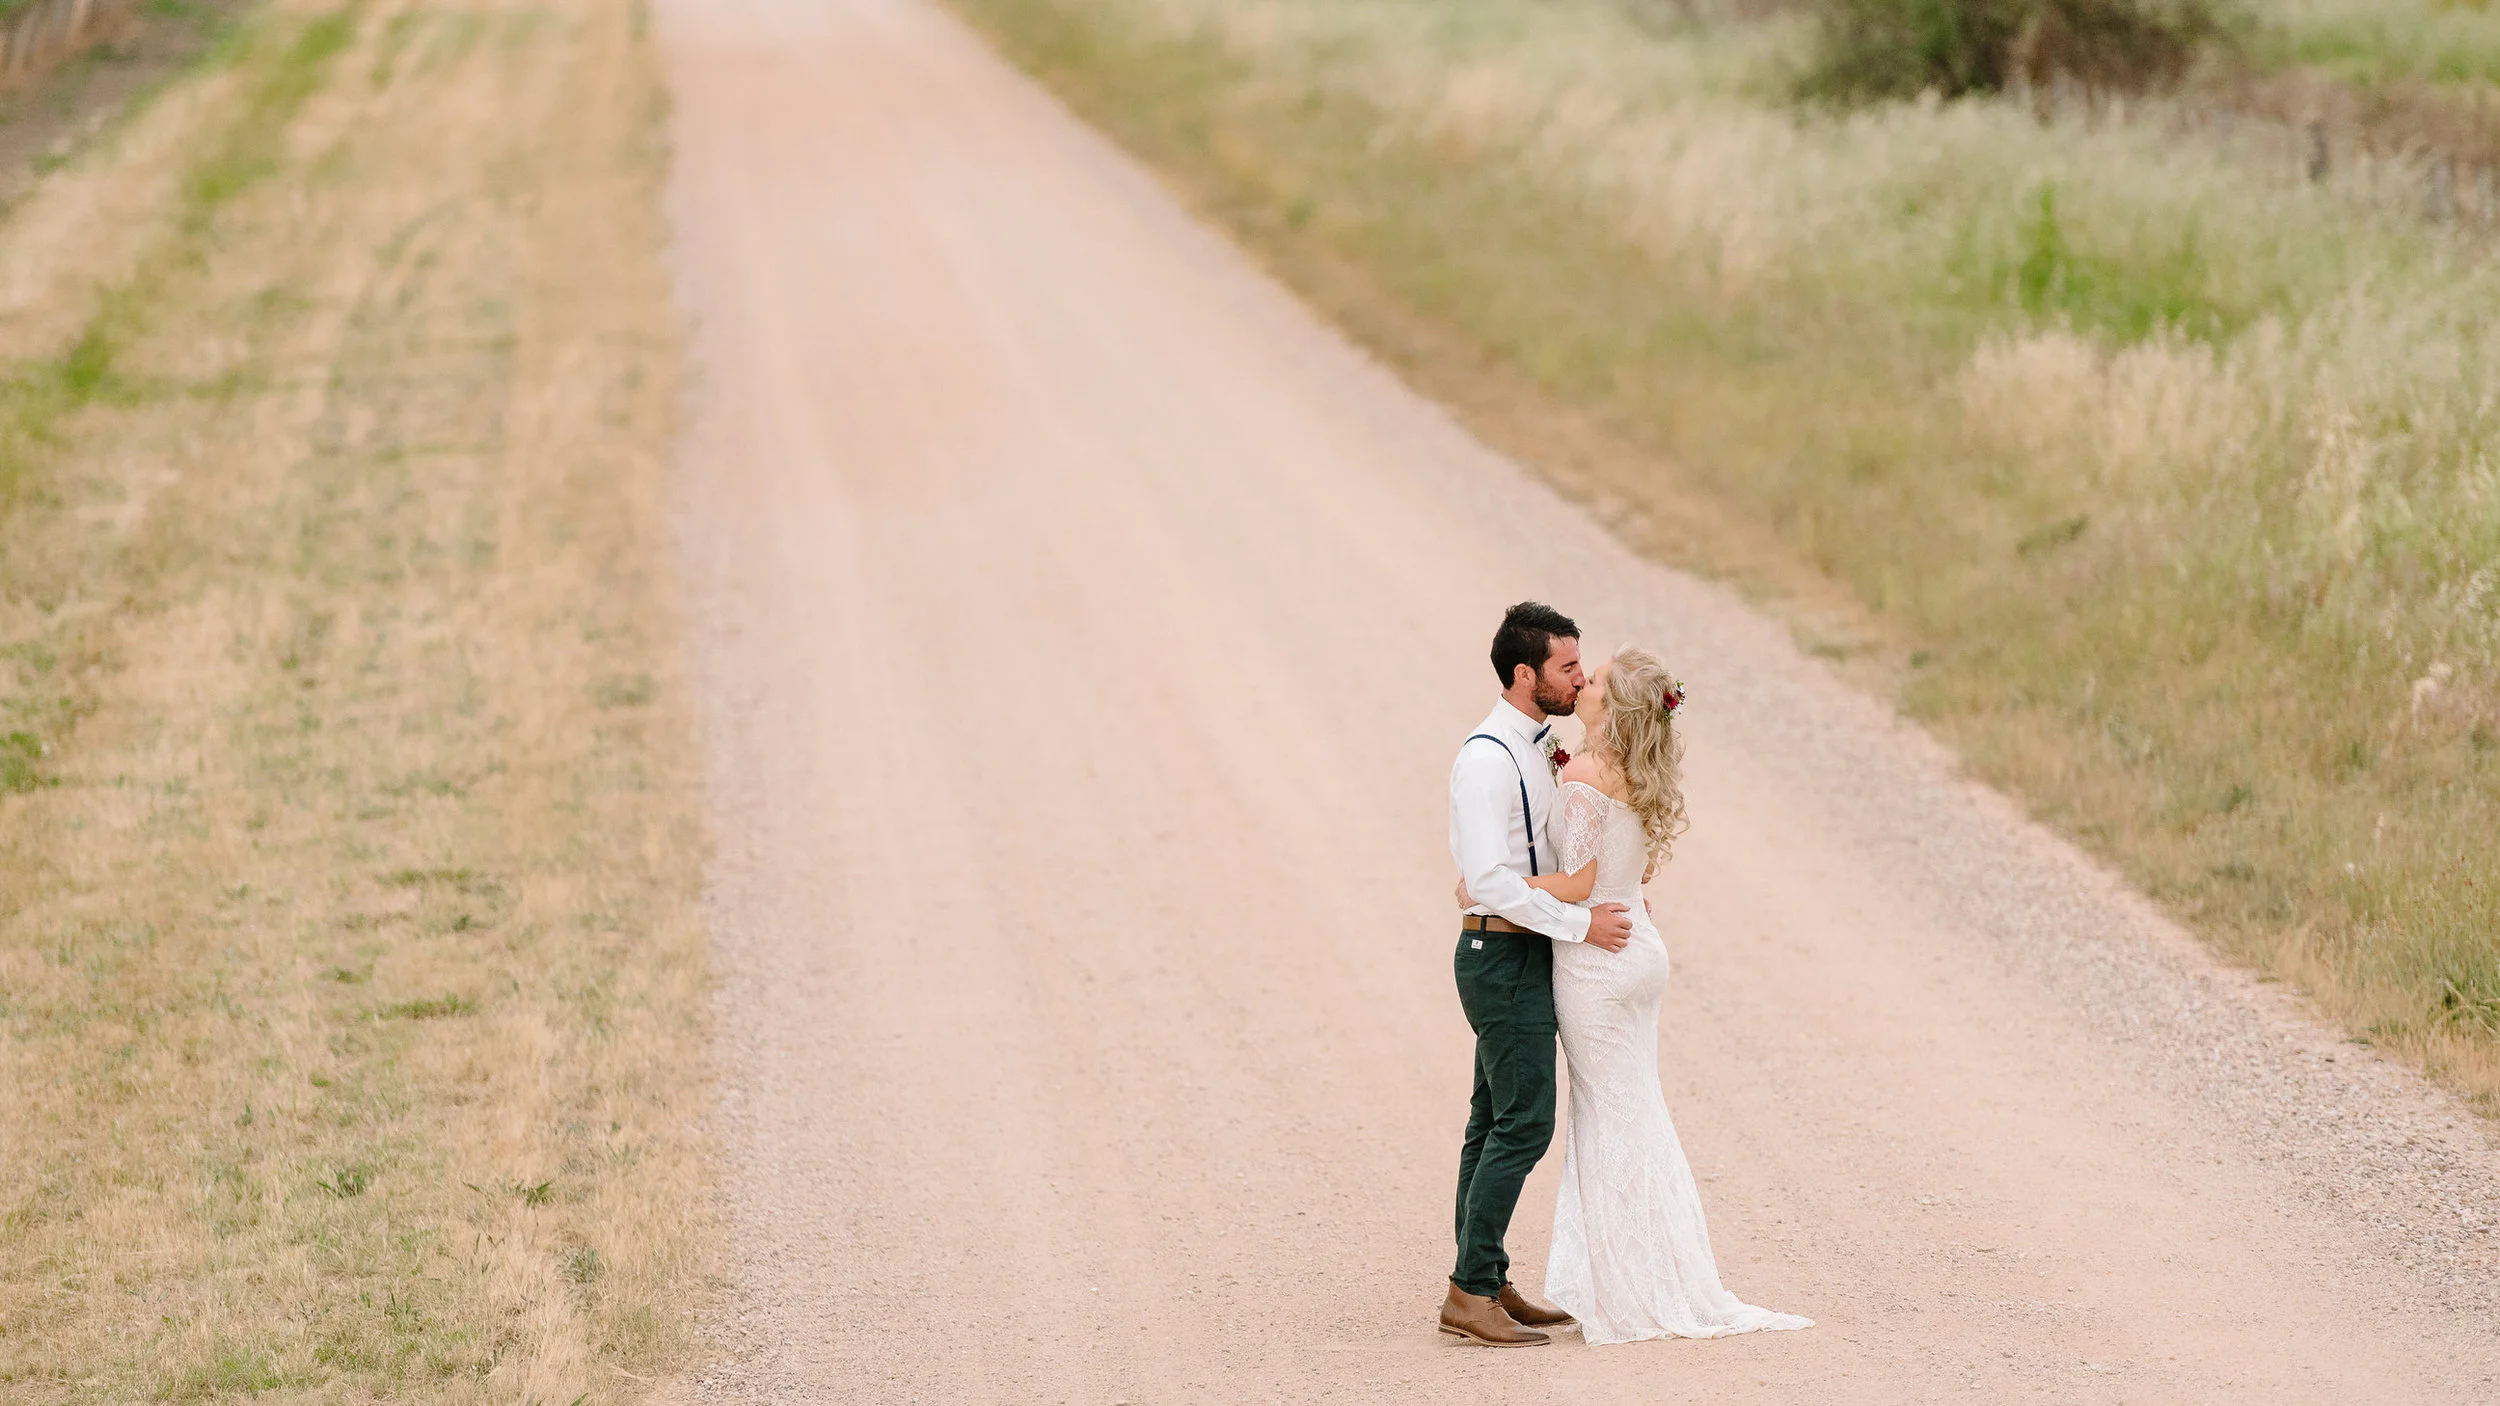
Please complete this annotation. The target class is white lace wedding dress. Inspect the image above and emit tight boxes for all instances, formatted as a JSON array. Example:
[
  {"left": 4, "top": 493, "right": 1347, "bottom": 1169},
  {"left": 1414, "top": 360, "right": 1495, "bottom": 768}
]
[{"left": 1545, "top": 779, "right": 1813, "bottom": 1345}]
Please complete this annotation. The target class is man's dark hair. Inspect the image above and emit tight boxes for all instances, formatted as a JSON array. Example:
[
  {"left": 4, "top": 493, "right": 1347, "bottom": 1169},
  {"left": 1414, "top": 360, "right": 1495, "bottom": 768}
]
[{"left": 1490, "top": 602, "right": 1579, "bottom": 687}]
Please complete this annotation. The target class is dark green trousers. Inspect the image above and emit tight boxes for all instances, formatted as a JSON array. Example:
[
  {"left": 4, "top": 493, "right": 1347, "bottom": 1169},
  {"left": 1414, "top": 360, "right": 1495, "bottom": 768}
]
[{"left": 1450, "top": 928, "right": 1558, "bottom": 1297}]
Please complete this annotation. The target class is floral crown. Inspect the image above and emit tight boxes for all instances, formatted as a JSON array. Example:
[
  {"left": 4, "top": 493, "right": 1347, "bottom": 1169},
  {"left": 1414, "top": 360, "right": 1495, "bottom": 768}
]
[{"left": 1658, "top": 675, "right": 1686, "bottom": 717}]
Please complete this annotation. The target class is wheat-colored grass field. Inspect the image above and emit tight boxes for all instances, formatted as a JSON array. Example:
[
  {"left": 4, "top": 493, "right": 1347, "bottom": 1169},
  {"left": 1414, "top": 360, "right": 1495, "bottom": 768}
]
[
  {"left": 0, "top": 0, "right": 706, "bottom": 1396},
  {"left": 953, "top": 0, "right": 2500, "bottom": 1102}
]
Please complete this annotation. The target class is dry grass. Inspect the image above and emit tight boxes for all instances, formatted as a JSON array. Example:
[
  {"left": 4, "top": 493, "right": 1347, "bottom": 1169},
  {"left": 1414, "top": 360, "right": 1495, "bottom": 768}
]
[
  {"left": 951, "top": 0, "right": 2500, "bottom": 1103},
  {"left": 0, "top": 0, "right": 709, "bottom": 1397}
]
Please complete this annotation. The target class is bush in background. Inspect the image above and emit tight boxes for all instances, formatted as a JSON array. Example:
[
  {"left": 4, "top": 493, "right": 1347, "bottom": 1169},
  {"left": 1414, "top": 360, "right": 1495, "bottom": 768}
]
[{"left": 1804, "top": 0, "right": 2229, "bottom": 100}]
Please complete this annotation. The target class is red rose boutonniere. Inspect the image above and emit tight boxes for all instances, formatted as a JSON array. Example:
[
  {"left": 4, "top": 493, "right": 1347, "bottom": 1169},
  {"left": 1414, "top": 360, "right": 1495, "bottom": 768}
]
[{"left": 1541, "top": 733, "right": 1570, "bottom": 775}]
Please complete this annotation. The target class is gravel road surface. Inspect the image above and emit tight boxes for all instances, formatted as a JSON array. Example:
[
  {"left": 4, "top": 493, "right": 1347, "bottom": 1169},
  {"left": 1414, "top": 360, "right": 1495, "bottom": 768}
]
[{"left": 656, "top": 0, "right": 2500, "bottom": 1399}]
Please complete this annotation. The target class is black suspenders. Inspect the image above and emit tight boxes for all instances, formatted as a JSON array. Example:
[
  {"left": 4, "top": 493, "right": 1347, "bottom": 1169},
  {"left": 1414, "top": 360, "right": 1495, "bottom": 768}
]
[{"left": 1464, "top": 733, "right": 1539, "bottom": 876}]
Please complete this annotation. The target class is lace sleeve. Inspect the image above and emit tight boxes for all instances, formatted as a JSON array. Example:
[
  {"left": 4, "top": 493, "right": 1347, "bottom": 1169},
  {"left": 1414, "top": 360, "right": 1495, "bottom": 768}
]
[{"left": 1555, "top": 782, "right": 1608, "bottom": 876}]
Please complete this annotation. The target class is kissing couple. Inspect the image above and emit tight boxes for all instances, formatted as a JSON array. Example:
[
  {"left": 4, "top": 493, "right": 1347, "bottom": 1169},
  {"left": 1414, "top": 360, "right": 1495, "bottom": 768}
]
[{"left": 1439, "top": 602, "right": 1812, "bottom": 1347}]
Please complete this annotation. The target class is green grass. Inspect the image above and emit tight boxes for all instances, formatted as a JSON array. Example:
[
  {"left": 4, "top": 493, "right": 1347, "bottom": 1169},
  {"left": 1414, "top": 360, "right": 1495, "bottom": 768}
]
[
  {"left": 375, "top": 994, "right": 475, "bottom": 1021},
  {"left": 2008, "top": 184, "right": 2236, "bottom": 341},
  {"left": 181, "top": 7, "right": 360, "bottom": 220},
  {"left": 2257, "top": 0, "right": 2500, "bottom": 86},
  {"left": 948, "top": 0, "right": 2500, "bottom": 1102}
]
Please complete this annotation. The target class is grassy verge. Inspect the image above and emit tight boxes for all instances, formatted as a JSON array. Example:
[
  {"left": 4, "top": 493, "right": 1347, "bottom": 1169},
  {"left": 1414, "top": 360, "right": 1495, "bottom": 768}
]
[
  {"left": 947, "top": 0, "right": 2500, "bottom": 1103},
  {"left": 2260, "top": 0, "right": 2500, "bottom": 86},
  {"left": 0, "top": 0, "right": 708, "bottom": 1397}
]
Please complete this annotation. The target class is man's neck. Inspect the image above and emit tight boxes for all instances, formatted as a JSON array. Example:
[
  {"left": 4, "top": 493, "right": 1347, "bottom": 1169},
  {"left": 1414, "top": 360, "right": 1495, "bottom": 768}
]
[{"left": 1498, "top": 687, "right": 1548, "bottom": 725}]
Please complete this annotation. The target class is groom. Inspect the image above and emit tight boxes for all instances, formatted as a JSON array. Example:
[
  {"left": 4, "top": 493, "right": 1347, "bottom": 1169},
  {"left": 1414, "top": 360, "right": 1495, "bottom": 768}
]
[{"left": 1439, "top": 602, "right": 1634, "bottom": 1347}]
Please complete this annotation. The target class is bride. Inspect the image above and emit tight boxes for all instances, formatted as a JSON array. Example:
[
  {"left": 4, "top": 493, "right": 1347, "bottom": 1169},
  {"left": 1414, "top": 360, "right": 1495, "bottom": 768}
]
[{"left": 1467, "top": 647, "right": 1811, "bottom": 1346}]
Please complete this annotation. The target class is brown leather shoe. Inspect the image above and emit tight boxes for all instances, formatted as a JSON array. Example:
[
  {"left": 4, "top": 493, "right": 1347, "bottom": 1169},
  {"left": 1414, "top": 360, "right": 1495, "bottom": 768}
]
[
  {"left": 1499, "top": 1281, "right": 1576, "bottom": 1328},
  {"left": 1438, "top": 1282, "right": 1550, "bottom": 1347}
]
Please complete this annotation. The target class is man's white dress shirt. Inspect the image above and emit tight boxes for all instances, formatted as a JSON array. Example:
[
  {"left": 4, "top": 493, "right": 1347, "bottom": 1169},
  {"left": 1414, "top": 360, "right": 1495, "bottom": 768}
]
[{"left": 1449, "top": 698, "right": 1591, "bottom": 943}]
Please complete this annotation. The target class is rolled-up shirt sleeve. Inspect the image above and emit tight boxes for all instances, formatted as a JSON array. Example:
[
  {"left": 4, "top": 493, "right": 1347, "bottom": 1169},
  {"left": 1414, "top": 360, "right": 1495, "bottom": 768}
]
[{"left": 1449, "top": 746, "right": 1591, "bottom": 943}]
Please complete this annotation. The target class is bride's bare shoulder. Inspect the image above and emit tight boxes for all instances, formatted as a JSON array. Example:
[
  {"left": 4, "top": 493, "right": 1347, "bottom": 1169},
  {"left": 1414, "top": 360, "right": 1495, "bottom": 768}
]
[{"left": 1561, "top": 754, "right": 1631, "bottom": 803}]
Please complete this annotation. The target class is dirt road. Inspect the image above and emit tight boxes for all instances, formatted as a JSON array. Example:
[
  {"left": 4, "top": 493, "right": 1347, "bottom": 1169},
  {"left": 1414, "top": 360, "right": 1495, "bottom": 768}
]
[{"left": 654, "top": 1, "right": 2500, "bottom": 1399}]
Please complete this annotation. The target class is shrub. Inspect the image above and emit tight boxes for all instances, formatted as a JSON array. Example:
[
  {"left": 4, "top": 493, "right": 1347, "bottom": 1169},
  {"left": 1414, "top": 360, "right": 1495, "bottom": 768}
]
[
  {"left": 1803, "top": 0, "right": 2228, "bottom": 100},
  {"left": 2007, "top": 0, "right": 2226, "bottom": 93},
  {"left": 1804, "top": 0, "right": 2028, "bottom": 98}
]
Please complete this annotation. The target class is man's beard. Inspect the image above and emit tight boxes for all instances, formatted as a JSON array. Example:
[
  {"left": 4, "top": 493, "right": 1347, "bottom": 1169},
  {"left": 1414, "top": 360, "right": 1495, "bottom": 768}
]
[{"left": 1531, "top": 680, "right": 1578, "bottom": 718}]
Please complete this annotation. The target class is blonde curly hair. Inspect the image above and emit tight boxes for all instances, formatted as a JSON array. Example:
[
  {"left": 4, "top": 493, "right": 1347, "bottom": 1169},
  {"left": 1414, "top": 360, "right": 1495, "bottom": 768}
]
[{"left": 1592, "top": 647, "right": 1689, "bottom": 860}]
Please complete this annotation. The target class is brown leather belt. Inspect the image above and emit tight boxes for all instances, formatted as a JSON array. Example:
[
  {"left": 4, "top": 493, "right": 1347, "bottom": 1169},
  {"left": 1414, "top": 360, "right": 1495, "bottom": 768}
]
[{"left": 1461, "top": 914, "right": 1531, "bottom": 935}]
